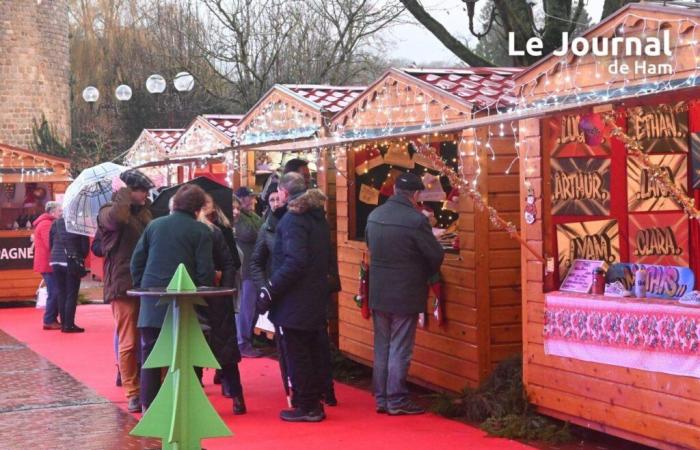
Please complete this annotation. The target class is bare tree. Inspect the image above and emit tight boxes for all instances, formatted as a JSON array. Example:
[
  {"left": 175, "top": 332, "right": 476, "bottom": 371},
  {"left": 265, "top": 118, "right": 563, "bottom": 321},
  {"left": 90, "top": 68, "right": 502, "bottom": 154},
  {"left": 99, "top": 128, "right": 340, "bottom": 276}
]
[
  {"left": 400, "top": 0, "right": 638, "bottom": 67},
  {"left": 146, "top": 0, "right": 404, "bottom": 109}
]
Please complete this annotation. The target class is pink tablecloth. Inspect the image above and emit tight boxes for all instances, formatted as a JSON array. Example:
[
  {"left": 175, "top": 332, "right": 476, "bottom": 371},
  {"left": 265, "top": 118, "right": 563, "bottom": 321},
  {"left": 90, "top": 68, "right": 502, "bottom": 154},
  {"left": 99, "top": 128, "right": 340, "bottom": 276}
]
[{"left": 544, "top": 292, "right": 700, "bottom": 378}]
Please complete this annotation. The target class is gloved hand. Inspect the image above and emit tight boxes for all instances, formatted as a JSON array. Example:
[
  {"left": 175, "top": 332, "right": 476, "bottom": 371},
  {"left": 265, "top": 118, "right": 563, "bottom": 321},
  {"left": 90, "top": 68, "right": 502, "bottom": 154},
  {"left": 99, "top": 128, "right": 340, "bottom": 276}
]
[{"left": 256, "top": 283, "right": 273, "bottom": 314}]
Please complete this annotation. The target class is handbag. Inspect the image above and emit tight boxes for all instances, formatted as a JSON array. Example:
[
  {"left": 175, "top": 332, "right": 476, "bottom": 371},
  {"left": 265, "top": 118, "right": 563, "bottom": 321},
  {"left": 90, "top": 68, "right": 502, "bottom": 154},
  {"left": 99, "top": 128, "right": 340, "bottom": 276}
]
[{"left": 65, "top": 249, "right": 89, "bottom": 277}]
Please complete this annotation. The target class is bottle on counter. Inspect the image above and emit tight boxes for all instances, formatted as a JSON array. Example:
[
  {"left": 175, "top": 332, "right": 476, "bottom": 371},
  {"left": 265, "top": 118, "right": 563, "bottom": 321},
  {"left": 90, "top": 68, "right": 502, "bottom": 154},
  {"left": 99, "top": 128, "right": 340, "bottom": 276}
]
[
  {"left": 634, "top": 266, "right": 648, "bottom": 298},
  {"left": 592, "top": 267, "right": 606, "bottom": 295}
]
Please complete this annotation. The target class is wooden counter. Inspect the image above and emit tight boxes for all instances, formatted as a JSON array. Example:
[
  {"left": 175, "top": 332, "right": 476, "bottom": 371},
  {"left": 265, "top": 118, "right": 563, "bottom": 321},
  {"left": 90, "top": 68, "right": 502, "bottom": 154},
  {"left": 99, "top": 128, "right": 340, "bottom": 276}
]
[{"left": 0, "top": 229, "right": 41, "bottom": 302}]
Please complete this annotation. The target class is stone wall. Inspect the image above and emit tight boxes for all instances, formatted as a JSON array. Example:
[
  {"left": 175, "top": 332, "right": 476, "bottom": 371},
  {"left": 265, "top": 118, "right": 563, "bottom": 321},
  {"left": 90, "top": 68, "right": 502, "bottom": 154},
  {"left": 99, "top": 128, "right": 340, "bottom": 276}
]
[{"left": 0, "top": 0, "right": 70, "bottom": 148}]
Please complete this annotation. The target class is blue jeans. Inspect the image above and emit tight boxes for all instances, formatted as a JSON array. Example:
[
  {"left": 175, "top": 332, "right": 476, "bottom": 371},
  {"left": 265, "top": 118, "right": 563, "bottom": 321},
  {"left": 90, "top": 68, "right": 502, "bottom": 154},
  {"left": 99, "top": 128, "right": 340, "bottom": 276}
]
[
  {"left": 41, "top": 272, "right": 60, "bottom": 325},
  {"left": 372, "top": 310, "right": 418, "bottom": 410},
  {"left": 236, "top": 279, "right": 259, "bottom": 353}
]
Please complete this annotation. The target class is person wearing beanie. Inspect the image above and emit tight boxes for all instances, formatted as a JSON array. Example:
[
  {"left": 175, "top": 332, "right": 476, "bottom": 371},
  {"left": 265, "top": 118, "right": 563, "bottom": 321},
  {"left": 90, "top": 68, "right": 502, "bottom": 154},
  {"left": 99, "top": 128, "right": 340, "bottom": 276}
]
[
  {"left": 97, "top": 169, "right": 153, "bottom": 412},
  {"left": 365, "top": 172, "right": 444, "bottom": 416}
]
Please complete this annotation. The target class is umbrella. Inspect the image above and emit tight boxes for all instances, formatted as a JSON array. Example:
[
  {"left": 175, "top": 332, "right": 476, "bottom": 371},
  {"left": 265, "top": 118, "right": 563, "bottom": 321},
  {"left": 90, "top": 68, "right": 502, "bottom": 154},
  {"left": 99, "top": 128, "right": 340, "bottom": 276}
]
[
  {"left": 151, "top": 177, "right": 233, "bottom": 221},
  {"left": 62, "top": 162, "right": 126, "bottom": 236}
]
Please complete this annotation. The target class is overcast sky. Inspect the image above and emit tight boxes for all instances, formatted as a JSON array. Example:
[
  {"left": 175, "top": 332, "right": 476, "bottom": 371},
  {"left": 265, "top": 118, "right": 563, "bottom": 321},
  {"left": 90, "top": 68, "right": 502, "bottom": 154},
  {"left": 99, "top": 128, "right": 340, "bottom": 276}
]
[{"left": 382, "top": 0, "right": 605, "bottom": 65}]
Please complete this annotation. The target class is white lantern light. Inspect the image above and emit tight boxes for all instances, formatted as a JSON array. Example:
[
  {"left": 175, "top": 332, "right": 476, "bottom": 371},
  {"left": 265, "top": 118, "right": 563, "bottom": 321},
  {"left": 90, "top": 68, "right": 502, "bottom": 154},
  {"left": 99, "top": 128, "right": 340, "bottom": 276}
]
[
  {"left": 173, "top": 72, "right": 194, "bottom": 92},
  {"left": 115, "top": 84, "right": 132, "bottom": 101},
  {"left": 146, "top": 74, "right": 166, "bottom": 94},
  {"left": 82, "top": 86, "right": 99, "bottom": 103}
]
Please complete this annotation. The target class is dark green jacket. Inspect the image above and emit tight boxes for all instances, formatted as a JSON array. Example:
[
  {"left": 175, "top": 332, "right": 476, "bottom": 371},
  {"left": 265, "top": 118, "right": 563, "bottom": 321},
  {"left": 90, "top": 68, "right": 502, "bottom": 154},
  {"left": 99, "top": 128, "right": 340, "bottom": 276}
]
[
  {"left": 365, "top": 194, "right": 444, "bottom": 315},
  {"left": 131, "top": 211, "right": 215, "bottom": 328},
  {"left": 234, "top": 209, "right": 263, "bottom": 280}
]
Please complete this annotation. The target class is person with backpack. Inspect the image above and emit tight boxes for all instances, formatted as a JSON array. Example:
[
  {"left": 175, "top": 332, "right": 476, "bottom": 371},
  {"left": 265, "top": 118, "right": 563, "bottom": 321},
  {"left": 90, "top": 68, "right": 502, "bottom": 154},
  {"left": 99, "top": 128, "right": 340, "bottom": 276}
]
[{"left": 97, "top": 170, "right": 153, "bottom": 413}]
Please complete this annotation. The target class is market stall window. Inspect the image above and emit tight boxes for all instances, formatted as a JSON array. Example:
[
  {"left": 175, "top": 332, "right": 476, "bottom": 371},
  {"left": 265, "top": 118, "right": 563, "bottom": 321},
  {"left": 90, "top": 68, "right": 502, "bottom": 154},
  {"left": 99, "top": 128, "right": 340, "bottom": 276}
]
[{"left": 349, "top": 138, "right": 460, "bottom": 252}]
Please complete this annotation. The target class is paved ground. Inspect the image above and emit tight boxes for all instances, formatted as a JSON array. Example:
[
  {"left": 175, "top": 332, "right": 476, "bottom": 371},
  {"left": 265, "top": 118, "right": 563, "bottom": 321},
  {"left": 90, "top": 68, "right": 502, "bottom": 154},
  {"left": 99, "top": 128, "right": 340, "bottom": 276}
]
[{"left": 0, "top": 329, "right": 159, "bottom": 450}]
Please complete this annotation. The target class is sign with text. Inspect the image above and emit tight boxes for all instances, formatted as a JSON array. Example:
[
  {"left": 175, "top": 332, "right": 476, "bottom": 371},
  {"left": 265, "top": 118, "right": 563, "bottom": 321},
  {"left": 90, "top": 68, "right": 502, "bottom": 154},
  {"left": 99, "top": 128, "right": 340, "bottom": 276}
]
[
  {"left": 606, "top": 262, "right": 694, "bottom": 299},
  {"left": 628, "top": 212, "right": 689, "bottom": 266},
  {"left": 0, "top": 236, "right": 34, "bottom": 270},
  {"left": 627, "top": 154, "right": 687, "bottom": 212},
  {"left": 557, "top": 219, "right": 620, "bottom": 281},
  {"left": 546, "top": 112, "right": 612, "bottom": 157},
  {"left": 551, "top": 157, "right": 610, "bottom": 216},
  {"left": 691, "top": 132, "right": 700, "bottom": 188},
  {"left": 627, "top": 102, "right": 688, "bottom": 154},
  {"left": 559, "top": 259, "right": 606, "bottom": 293}
]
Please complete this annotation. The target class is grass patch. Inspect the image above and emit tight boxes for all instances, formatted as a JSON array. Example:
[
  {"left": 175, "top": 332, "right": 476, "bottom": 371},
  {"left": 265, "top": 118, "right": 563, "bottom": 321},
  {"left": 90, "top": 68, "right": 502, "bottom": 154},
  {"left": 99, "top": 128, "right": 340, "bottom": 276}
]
[{"left": 431, "top": 355, "right": 572, "bottom": 444}]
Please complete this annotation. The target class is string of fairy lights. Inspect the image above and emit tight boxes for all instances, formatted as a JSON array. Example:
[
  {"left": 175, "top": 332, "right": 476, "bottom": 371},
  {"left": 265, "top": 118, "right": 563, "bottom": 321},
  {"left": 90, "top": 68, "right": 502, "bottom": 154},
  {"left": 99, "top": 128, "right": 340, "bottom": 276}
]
[
  {"left": 122, "top": 9, "right": 700, "bottom": 248},
  {"left": 0, "top": 149, "right": 66, "bottom": 183}
]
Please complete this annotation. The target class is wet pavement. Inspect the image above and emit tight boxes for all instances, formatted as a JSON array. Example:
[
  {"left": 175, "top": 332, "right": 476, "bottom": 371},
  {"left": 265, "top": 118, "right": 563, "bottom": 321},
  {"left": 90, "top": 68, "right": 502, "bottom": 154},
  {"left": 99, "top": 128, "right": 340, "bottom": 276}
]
[{"left": 0, "top": 330, "right": 160, "bottom": 450}]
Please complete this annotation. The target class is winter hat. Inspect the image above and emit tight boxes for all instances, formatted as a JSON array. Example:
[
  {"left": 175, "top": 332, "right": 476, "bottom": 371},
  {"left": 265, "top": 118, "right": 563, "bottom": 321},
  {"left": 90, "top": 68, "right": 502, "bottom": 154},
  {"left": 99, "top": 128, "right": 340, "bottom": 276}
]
[
  {"left": 120, "top": 169, "right": 154, "bottom": 191},
  {"left": 235, "top": 186, "right": 255, "bottom": 199},
  {"left": 394, "top": 172, "right": 425, "bottom": 191}
]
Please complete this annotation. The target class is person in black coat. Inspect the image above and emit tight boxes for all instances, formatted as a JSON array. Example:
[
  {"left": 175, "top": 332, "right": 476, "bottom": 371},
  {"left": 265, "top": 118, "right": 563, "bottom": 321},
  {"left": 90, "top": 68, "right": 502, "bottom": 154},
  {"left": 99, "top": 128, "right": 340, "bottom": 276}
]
[
  {"left": 49, "top": 216, "right": 90, "bottom": 333},
  {"left": 365, "top": 172, "right": 444, "bottom": 416},
  {"left": 261, "top": 172, "right": 332, "bottom": 422},
  {"left": 199, "top": 195, "right": 246, "bottom": 415}
]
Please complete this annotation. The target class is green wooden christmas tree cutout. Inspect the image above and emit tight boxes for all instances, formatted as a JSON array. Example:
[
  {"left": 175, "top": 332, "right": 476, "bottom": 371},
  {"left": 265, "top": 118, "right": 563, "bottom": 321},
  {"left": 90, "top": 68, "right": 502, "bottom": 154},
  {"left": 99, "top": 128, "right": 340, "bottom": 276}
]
[{"left": 130, "top": 264, "right": 232, "bottom": 449}]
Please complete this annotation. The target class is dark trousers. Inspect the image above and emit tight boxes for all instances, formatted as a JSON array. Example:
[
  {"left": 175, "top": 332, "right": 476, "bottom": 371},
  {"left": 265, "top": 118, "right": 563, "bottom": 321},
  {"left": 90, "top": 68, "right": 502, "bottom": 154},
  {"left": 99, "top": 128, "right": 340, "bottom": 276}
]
[
  {"left": 140, "top": 326, "right": 161, "bottom": 409},
  {"left": 316, "top": 326, "right": 334, "bottom": 393},
  {"left": 41, "top": 272, "right": 59, "bottom": 325},
  {"left": 221, "top": 363, "right": 243, "bottom": 397},
  {"left": 372, "top": 310, "right": 418, "bottom": 410},
  {"left": 278, "top": 326, "right": 323, "bottom": 411},
  {"left": 52, "top": 265, "right": 81, "bottom": 328}
]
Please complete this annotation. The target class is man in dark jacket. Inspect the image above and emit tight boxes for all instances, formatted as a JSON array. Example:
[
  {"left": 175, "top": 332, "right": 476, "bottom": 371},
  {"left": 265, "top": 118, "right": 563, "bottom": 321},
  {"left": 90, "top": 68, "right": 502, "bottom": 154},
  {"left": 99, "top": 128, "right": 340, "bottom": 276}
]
[
  {"left": 130, "top": 184, "right": 215, "bottom": 411},
  {"left": 49, "top": 217, "right": 90, "bottom": 333},
  {"left": 97, "top": 170, "right": 153, "bottom": 412},
  {"left": 365, "top": 172, "right": 444, "bottom": 416},
  {"left": 265, "top": 172, "right": 332, "bottom": 422},
  {"left": 233, "top": 186, "right": 264, "bottom": 358}
]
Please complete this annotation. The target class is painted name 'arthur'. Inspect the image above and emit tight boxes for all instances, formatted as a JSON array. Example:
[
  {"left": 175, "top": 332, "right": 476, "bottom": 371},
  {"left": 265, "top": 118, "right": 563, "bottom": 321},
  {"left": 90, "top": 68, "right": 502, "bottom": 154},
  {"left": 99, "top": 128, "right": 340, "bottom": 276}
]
[{"left": 508, "top": 30, "right": 672, "bottom": 58}]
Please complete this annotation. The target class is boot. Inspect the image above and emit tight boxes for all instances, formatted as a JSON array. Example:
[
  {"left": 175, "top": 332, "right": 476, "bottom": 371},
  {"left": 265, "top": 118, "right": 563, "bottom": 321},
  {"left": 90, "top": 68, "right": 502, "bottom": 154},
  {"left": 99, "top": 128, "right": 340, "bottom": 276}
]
[
  {"left": 221, "top": 379, "right": 232, "bottom": 398},
  {"left": 233, "top": 394, "right": 247, "bottom": 415}
]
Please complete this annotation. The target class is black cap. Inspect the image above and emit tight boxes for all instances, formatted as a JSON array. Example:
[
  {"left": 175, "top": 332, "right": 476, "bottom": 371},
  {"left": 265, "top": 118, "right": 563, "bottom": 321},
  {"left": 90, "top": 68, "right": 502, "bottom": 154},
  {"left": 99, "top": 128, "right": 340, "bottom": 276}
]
[
  {"left": 395, "top": 172, "right": 425, "bottom": 191},
  {"left": 235, "top": 186, "right": 255, "bottom": 198},
  {"left": 120, "top": 169, "right": 154, "bottom": 191}
]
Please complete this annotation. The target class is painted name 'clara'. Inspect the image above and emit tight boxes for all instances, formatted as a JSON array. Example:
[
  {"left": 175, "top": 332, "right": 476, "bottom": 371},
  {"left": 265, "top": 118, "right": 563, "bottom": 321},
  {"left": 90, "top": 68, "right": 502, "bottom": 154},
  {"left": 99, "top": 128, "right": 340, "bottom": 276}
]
[{"left": 509, "top": 30, "right": 672, "bottom": 57}]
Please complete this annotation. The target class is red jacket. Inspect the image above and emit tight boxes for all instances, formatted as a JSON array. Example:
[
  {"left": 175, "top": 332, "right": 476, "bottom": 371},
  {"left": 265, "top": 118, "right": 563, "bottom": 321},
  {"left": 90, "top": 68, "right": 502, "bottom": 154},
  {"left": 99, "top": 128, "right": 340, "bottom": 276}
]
[{"left": 32, "top": 213, "right": 55, "bottom": 273}]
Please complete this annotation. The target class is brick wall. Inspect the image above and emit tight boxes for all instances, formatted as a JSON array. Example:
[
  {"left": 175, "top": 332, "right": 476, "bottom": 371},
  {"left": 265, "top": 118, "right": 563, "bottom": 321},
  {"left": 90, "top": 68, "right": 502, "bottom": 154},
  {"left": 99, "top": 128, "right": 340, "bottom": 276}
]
[{"left": 0, "top": 0, "right": 70, "bottom": 148}]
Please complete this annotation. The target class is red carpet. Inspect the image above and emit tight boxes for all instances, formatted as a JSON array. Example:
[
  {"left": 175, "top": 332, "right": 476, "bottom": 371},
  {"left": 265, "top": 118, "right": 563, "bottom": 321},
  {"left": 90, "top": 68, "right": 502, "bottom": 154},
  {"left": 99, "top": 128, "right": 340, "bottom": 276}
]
[{"left": 0, "top": 305, "right": 534, "bottom": 450}]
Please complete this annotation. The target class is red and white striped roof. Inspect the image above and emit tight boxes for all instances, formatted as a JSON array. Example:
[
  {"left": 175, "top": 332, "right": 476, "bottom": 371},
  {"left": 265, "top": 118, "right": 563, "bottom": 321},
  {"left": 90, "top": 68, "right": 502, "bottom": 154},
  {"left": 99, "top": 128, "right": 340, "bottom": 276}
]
[
  {"left": 145, "top": 129, "right": 184, "bottom": 153},
  {"left": 400, "top": 67, "right": 522, "bottom": 110},
  {"left": 284, "top": 85, "right": 365, "bottom": 113},
  {"left": 202, "top": 114, "right": 243, "bottom": 139}
]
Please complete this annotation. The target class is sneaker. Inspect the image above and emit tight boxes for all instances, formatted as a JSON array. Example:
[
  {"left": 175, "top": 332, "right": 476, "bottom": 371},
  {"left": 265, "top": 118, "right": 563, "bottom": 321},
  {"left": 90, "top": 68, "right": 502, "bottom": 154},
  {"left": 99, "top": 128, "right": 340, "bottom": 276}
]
[
  {"left": 61, "top": 325, "right": 85, "bottom": 333},
  {"left": 43, "top": 322, "right": 61, "bottom": 330},
  {"left": 240, "top": 348, "right": 263, "bottom": 358},
  {"left": 127, "top": 396, "right": 140, "bottom": 413},
  {"left": 279, "top": 407, "right": 325, "bottom": 422},
  {"left": 388, "top": 402, "right": 425, "bottom": 416}
]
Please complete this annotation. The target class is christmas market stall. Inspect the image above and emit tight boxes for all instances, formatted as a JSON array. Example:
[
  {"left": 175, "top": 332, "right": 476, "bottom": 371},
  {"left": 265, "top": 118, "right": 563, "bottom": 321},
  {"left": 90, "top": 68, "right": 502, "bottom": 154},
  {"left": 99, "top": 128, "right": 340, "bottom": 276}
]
[
  {"left": 326, "top": 67, "right": 524, "bottom": 392},
  {"left": 128, "top": 114, "right": 241, "bottom": 187},
  {"left": 514, "top": 4, "right": 700, "bottom": 448},
  {"left": 123, "top": 128, "right": 184, "bottom": 187},
  {"left": 0, "top": 144, "right": 71, "bottom": 301},
  {"left": 233, "top": 83, "right": 365, "bottom": 336}
]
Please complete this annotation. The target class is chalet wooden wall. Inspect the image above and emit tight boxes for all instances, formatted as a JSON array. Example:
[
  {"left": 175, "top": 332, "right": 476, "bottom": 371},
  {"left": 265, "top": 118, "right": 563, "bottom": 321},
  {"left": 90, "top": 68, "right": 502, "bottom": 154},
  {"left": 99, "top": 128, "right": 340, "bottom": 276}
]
[
  {"left": 336, "top": 128, "right": 522, "bottom": 392},
  {"left": 518, "top": 114, "right": 700, "bottom": 450}
]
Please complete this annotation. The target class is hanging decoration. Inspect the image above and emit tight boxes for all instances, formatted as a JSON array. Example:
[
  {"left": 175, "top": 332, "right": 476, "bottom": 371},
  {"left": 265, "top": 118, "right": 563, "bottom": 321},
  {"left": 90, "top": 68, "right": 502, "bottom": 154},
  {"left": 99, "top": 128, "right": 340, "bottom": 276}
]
[
  {"left": 413, "top": 140, "right": 546, "bottom": 263},
  {"left": 603, "top": 114, "right": 700, "bottom": 219}
]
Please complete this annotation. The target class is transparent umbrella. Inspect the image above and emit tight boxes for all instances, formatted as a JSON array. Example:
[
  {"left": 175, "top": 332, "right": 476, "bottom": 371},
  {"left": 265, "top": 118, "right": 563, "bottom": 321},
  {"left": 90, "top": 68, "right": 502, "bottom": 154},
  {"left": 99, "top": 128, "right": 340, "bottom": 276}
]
[{"left": 62, "top": 162, "right": 126, "bottom": 236}]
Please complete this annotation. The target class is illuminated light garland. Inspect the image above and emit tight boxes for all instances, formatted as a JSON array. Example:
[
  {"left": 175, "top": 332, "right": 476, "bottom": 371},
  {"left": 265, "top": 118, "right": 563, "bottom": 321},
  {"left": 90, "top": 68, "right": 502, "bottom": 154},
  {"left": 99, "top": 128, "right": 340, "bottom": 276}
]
[
  {"left": 412, "top": 139, "right": 546, "bottom": 262},
  {"left": 603, "top": 113, "right": 700, "bottom": 219}
]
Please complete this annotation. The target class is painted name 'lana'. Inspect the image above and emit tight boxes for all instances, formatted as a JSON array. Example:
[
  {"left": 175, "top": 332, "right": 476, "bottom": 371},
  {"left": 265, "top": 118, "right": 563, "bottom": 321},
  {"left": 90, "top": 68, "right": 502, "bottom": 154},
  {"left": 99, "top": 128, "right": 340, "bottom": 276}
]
[{"left": 508, "top": 30, "right": 672, "bottom": 57}]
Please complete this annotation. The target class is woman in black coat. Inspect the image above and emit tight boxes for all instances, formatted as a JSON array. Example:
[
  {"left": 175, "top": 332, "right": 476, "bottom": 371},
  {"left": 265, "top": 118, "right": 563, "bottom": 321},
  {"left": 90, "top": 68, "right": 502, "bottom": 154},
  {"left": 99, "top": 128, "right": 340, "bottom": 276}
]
[{"left": 199, "top": 196, "right": 246, "bottom": 415}]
